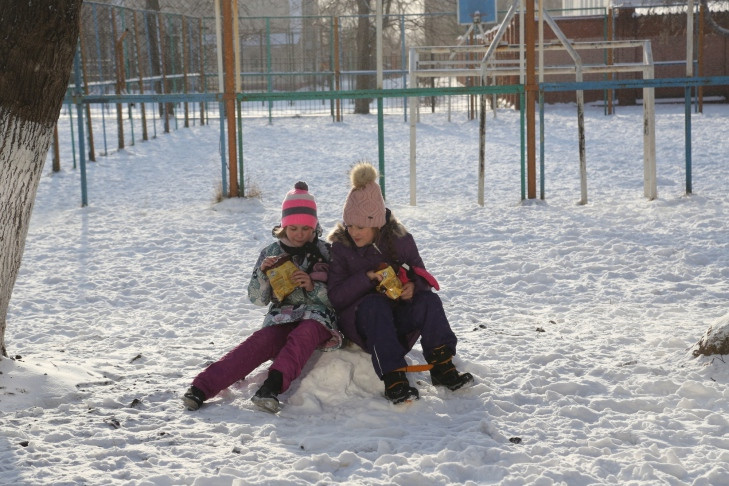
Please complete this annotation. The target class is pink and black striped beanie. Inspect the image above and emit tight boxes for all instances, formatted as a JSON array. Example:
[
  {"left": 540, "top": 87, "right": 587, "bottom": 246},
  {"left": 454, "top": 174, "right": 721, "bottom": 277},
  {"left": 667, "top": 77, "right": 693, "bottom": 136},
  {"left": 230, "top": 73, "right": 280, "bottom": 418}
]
[{"left": 281, "top": 181, "right": 317, "bottom": 228}]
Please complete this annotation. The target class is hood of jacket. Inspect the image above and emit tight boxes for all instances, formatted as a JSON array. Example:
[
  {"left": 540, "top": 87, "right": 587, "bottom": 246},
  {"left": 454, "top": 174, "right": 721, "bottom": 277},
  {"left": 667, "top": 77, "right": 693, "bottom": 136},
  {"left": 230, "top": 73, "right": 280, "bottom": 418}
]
[{"left": 327, "top": 213, "right": 408, "bottom": 249}]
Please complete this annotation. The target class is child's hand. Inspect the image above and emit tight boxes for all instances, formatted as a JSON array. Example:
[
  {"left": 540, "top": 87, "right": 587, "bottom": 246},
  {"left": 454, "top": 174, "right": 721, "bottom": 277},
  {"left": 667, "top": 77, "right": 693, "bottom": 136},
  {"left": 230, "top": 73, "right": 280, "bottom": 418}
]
[
  {"left": 292, "top": 270, "right": 314, "bottom": 292},
  {"left": 399, "top": 281, "right": 415, "bottom": 301},
  {"left": 260, "top": 257, "right": 278, "bottom": 272},
  {"left": 366, "top": 270, "right": 382, "bottom": 283}
]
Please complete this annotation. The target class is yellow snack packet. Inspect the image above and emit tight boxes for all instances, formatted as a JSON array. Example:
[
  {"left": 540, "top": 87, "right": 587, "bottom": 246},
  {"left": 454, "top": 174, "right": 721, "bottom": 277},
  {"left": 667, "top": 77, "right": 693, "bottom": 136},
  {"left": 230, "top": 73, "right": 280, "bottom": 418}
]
[
  {"left": 375, "top": 265, "right": 403, "bottom": 300},
  {"left": 265, "top": 255, "right": 299, "bottom": 301}
]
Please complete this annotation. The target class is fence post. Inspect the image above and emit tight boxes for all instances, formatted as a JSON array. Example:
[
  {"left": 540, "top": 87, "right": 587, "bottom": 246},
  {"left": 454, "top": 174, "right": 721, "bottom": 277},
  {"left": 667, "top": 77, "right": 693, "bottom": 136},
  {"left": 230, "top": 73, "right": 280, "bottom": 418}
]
[
  {"left": 158, "top": 13, "right": 171, "bottom": 133},
  {"left": 183, "top": 16, "right": 190, "bottom": 128},
  {"left": 478, "top": 93, "right": 485, "bottom": 207},
  {"left": 79, "top": 29, "right": 96, "bottom": 161},
  {"left": 198, "top": 17, "right": 206, "bottom": 126},
  {"left": 93, "top": 3, "right": 109, "bottom": 154},
  {"left": 222, "top": 0, "right": 239, "bottom": 197},
  {"left": 685, "top": 86, "right": 693, "bottom": 194},
  {"left": 133, "top": 11, "right": 149, "bottom": 141},
  {"left": 112, "top": 9, "right": 127, "bottom": 150},
  {"left": 333, "top": 16, "right": 341, "bottom": 122},
  {"left": 52, "top": 124, "right": 61, "bottom": 172},
  {"left": 73, "top": 45, "right": 88, "bottom": 207}
]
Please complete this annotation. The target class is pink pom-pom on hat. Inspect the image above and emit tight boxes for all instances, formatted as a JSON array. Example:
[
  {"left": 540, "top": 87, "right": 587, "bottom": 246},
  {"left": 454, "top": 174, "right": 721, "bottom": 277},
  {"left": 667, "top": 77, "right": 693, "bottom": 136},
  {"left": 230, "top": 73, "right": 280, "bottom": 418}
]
[{"left": 281, "top": 181, "right": 317, "bottom": 228}]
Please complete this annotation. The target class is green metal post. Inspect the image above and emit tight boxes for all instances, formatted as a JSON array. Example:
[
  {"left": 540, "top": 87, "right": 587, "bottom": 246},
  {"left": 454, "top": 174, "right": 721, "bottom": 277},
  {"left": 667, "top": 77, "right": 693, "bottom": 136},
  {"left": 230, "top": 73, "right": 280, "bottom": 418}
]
[
  {"left": 237, "top": 98, "right": 244, "bottom": 196},
  {"left": 121, "top": 10, "right": 135, "bottom": 146},
  {"left": 219, "top": 101, "right": 228, "bottom": 198},
  {"left": 378, "top": 97, "right": 385, "bottom": 199},
  {"left": 73, "top": 46, "right": 88, "bottom": 207},
  {"left": 329, "top": 16, "right": 335, "bottom": 120},
  {"left": 685, "top": 86, "right": 692, "bottom": 194},
  {"left": 401, "top": 15, "right": 407, "bottom": 123},
  {"left": 539, "top": 90, "right": 545, "bottom": 199},
  {"left": 266, "top": 18, "right": 273, "bottom": 124}
]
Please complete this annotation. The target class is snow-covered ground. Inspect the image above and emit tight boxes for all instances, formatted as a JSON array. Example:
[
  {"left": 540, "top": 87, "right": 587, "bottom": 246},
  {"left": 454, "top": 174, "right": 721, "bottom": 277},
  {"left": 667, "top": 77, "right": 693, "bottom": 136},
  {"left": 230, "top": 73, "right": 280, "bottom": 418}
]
[{"left": 2, "top": 102, "right": 729, "bottom": 485}]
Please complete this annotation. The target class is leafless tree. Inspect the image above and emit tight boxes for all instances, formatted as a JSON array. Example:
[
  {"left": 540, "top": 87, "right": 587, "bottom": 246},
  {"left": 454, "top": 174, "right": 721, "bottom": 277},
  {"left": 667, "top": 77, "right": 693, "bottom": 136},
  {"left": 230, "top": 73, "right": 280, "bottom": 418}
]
[
  {"left": 318, "top": 0, "right": 462, "bottom": 113},
  {"left": 0, "top": 0, "right": 84, "bottom": 358}
]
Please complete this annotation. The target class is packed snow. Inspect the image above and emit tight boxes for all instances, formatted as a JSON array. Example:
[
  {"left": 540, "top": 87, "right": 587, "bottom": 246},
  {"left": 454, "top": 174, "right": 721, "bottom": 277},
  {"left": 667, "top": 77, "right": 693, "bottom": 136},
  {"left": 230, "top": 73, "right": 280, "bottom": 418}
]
[{"left": 2, "top": 101, "right": 729, "bottom": 485}]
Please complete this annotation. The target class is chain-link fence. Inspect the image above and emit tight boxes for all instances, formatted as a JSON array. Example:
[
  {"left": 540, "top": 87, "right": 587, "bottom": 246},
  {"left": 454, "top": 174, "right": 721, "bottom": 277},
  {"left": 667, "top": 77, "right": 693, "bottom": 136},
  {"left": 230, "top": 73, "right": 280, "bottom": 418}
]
[
  {"left": 62, "top": 1, "right": 729, "bottom": 164},
  {"left": 76, "top": 1, "right": 484, "bottom": 120}
]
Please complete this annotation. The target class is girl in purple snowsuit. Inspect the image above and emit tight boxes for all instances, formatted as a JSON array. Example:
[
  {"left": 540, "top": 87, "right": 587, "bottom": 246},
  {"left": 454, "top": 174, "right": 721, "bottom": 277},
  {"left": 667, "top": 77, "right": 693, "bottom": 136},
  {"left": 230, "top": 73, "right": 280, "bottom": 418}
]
[
  {"left": 327, "top": 162, "right": 473, "bottom": 404},
  {"left": 183, "top": 182, "right": 342, "bottom": 413}
]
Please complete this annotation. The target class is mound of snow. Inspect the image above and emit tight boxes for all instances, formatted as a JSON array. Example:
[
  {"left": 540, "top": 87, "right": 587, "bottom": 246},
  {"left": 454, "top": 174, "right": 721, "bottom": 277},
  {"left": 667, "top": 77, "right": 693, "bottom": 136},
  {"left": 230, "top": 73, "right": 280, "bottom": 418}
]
[
  {"left": 693, "top": 312, "right": 729, "bottom": 357},
  {"left": 0, "top": 356, "right": 108, "bottom": 412}
]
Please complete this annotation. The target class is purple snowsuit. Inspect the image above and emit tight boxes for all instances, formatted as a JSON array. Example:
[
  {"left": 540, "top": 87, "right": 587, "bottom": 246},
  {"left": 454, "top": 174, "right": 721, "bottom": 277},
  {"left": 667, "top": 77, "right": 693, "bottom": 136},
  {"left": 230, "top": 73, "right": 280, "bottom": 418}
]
[{"left": 327, "top": 220, "right": 457, "bottom": 378}]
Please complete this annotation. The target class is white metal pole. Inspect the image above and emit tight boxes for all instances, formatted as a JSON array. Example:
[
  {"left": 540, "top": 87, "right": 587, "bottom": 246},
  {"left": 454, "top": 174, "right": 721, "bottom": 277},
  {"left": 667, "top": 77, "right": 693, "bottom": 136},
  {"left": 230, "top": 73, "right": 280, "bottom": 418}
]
[
  {"left": 377, "top": 0, "right": 383, "bottom": 90},
  {"left": 644, "top": 42, "right": 657, "bottom": 200},
  {"left": 214, "top": 0, "right": 224, "bottom": 93},
  {"left": 538, "top": 0, "right": 544, "bottom": 83},
  {"left": 519, "top": 0, "right": 525, "bottom": 84},
  {"left": 479, "top": 92, "right": 486, "bottom": 206},
  {"left": 687, "top": 0, "right": 694, "bottom": 76},
  {"left": 409, "top": 48, "right": 417, "bottom": 206}
]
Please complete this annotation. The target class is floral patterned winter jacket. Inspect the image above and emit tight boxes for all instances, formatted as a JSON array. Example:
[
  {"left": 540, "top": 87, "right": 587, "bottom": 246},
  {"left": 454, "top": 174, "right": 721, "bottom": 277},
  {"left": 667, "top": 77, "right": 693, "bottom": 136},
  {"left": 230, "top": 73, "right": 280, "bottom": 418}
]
[{"left": 247, "top": 238, "right": 342, "bottom": 350}]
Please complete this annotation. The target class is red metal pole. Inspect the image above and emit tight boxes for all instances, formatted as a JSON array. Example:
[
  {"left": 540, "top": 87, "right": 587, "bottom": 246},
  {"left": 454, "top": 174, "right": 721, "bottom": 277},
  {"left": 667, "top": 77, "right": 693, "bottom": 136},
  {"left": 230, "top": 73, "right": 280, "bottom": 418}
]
[
  {"left": 222, "top": 0, "right": 239, "bottom": 197},
  {"left": 526, "top": 0, "right": 536, "bottom": 199}
]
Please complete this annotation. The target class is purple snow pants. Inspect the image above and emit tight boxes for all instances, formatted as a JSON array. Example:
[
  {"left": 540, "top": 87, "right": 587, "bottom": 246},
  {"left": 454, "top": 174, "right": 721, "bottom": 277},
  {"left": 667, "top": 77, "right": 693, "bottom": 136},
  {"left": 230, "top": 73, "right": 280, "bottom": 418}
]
[
  {"left": 192, "top": 319, "right": 331, "bottom": 399},
  {"left": 355, "top": 291, "right": 458, "bottom": 378}
]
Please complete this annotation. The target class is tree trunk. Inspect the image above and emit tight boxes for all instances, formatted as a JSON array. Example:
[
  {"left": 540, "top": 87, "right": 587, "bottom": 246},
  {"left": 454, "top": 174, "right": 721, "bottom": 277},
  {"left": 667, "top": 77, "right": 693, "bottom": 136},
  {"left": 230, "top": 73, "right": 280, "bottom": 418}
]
[
  {"left": 354, "top": 0, "right": 374, "bottom": 114},
  {"left": 0, "top": 0, "right": 84, "bottom": 359}
]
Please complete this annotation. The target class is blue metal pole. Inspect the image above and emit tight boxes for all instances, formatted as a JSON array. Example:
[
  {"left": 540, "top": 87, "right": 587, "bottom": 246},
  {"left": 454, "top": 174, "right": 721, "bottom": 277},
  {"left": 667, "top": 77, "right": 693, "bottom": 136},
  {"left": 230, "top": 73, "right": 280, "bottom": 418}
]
[{"left": 73, "top": 46, "right": 88, "bottom": 207}]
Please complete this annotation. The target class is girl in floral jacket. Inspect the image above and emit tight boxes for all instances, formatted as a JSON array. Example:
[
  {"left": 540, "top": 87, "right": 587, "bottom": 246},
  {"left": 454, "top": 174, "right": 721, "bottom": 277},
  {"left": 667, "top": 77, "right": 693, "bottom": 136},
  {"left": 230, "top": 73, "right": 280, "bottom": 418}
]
[
  {"left": 183, "top": 182, "right": 341, "bottom": 413},
  {"left": 327, "top": 163, "right": 473, "bottom": 404}
]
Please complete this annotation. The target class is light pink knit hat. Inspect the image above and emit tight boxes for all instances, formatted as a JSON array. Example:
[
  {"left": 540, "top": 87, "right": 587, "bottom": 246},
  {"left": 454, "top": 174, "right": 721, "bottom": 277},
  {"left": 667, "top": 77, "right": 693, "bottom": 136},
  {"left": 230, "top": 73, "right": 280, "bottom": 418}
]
[
  {"left": 281, "top": 181, "right": 317, "bottom": 228},
  {"left": 342, "top": 162, "right": 386, "bottom": 228}
]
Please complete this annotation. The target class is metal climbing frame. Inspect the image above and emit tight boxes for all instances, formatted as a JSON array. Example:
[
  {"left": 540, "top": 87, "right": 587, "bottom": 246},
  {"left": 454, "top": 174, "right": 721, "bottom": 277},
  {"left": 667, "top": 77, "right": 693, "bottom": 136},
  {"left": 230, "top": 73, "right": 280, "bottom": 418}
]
[{"left": 408, "top": 0, "right": 658, "bottom": 206}]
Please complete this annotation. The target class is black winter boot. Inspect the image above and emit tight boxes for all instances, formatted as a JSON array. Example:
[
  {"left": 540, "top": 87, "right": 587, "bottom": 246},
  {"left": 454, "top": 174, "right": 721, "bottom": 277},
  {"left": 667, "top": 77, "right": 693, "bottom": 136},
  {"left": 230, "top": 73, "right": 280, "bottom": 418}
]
[
  {"left": 183, "top": 385, "right": 206, "bottom": 411},
  {"left": 252, "top": 369, "right": 283, "bottom": 414},
  {"left": 427, "top": 345, "right": 474, "bottom": 391},
  {"left": 383, "top": 371, "right": 419, "bottom": 404}
]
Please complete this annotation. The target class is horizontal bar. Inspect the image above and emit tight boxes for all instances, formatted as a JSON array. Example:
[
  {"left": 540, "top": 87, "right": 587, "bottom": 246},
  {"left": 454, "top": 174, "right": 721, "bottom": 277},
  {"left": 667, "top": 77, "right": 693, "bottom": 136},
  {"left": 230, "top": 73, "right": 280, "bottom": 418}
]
[
  {"left": 540, "top": 75, "right": 729, "bottom": 92},
  {"left": 62, "top": 76, "right": 729, "bottom": 106}
]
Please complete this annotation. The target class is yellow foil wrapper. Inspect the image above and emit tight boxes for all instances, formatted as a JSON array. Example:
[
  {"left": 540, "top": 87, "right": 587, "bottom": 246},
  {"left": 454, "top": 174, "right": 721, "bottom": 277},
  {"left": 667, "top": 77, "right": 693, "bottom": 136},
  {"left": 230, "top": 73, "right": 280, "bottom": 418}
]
[
  {"left": 266, "top": 260, "right": 299, "bottom": 301},
  {"left": 376, "top": 265, "right": 403, "bottom": 300}
]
